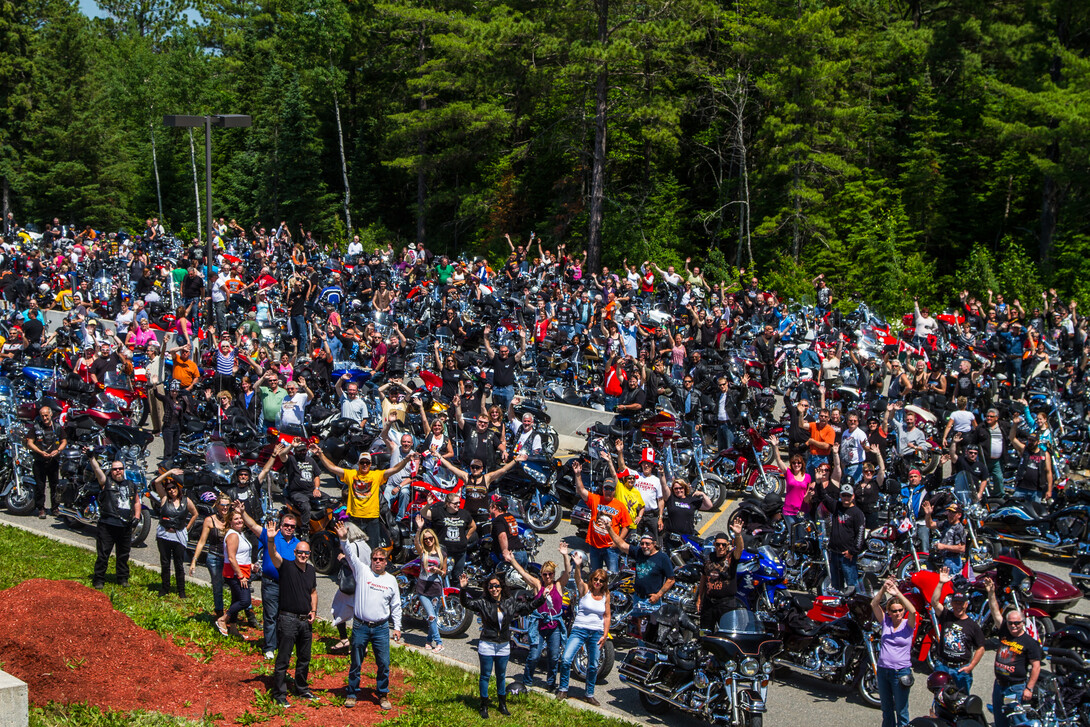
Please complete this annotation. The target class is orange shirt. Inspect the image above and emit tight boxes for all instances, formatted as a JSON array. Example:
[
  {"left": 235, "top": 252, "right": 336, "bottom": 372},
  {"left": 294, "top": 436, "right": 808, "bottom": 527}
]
[
  {"left": 808, "top": 421, "right": 836, "bottom": 457},
  {"left": 585, "top": 492, "right": 633, "bottom": 549}
]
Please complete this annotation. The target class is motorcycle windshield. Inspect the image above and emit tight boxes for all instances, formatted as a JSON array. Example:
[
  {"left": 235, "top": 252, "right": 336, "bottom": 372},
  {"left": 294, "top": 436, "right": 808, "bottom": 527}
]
[
  {"left": 716, "top": 608, "right": 764, "bottom": 635},
  {"left": 757, "top": 545, "right": 781, "bottom": 566},
  {"left": 102, "top": 371, "right": 136, "bottom": 391},
  {"left": 206, "top": 441, "right": 233, "bottom": 466}
]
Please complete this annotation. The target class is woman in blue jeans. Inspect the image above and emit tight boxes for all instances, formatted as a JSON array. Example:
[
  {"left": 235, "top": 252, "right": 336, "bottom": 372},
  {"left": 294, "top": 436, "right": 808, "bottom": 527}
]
[
  {"left": 871, "top": 577, "right": 917, "bottom": 727},
  {"left": 558, "top": 552, "right": 611, "bottom": 706},
  {"left": 458, "top": 571, "right": 545, "bottom": 718},
  {"left": 504, "top": 546, "right": 570, "bottom": 690},
  {"left": 414, "top": 529, "right": 447, "bottom": 651},
  {"left": 189, "top": 495, "right": 232, "bottom": 616}
]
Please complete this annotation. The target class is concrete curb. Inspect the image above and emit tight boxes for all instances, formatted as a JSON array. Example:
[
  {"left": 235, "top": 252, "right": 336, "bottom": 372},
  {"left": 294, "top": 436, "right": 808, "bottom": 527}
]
[{"left": 0, "top": 518, "right": 638, "bottom": 725}]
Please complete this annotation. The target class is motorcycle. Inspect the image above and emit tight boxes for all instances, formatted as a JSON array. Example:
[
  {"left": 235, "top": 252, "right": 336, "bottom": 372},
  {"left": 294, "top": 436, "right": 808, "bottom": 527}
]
[
  {"left": 980, "top": 496, "right": 1090, "bottom": 560},
  {"left": 619, "top": 604, "right": 780, "bottom": 727},
  {"left": 493, "top": 456, "right": 564, "bottom": 533},
  {"left": 1071, "top": 542, "right": 1090, "bottom": 597},
  {"left": 705, "top": 425, "right": 786, "bottom": 499},
  {"left": 392, "top": 557, "right": 473, "bottom": 638},
  {"left": 55, "top": 437, "right": 153, "bottom": 546},
  {"left": 0, "top": 379, "right": 36, "bottom": 514},
  {"left": 507, "top": 584, "right": 616, "bottom": 684},
  {"left": 771, "top": 590, "right": 882, "bottom": 708}
]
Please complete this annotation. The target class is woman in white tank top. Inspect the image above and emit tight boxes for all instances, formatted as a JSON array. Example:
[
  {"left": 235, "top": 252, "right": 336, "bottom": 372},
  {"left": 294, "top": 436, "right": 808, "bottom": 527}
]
[{"left": 557, "top": 549, "right": 611, "bottom": 704}]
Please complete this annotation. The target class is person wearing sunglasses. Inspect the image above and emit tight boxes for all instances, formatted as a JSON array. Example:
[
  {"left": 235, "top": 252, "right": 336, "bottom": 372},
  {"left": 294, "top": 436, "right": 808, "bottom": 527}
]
[
  {"left": 504, "top": 544, "right": 571, "bottom": 691},
  {"left": 413, "top": 528, "right": 448, "bottom": 652},
  {"left": 266, "top": 530, "right": 318, "bottom": 708},
  {"left": 459, "top": 570, "right": 546, "bottom": 718},
  {"left": 983, "top": 577, "right": 1043, "bottom": 727},
  {"left": 557, "top": 549, "right": 611, "bottom": 705},
  {"left": 695, "top": 519, "right": 745, "bottom": 632},
  {"left": 190, "top": 495, "right": 246, "bottom": 622},
  {"left": 870, "top": 577, "right": 917, "bottom": 727},
  {"left": 86, "top": 455, "right": 143, "bottom": 590},
  {"left": 572, "top": 459, "right": 632, "bottom": 573},
  {"left": 334, "top": 519, "right": 402, "bottom": 712},
  {"left": 151, "top": 468, "right": 198, "bottom": 598}
]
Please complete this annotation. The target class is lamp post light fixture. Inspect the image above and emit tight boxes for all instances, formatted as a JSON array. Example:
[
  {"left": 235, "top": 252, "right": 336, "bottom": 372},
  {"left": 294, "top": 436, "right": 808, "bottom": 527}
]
[{"left": 162, "top": 114, "right": 252, "bottom": 274}]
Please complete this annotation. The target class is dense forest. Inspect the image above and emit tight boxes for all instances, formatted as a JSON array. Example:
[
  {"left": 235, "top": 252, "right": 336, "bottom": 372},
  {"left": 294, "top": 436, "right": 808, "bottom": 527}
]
[{"left": 1, "top": 0, "right": 1088, "bottom": 314}]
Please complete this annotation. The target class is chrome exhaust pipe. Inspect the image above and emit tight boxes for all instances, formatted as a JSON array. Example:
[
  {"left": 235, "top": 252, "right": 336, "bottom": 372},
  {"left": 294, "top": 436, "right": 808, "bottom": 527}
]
[{"left": 618, "top": 676, "right": 695, "bottom": 711}]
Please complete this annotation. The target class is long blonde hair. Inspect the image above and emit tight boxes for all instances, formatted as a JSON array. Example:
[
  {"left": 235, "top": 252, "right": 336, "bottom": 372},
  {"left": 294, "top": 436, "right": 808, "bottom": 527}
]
[{"left": 415, "top": 528, "right": 447, "bottom": 572}]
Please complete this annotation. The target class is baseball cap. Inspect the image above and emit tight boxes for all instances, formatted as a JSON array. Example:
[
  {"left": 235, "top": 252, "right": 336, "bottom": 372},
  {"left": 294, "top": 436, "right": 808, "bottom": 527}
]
[
  {"left": 946, "top": 502, "right": 963, "bottom": 513},
  {"left": 357, "top": 452, "right": 372, "bottom": 462},
  {"left": 840, "top": 483, "right": 855, "bottom": 496},
  {"left": 950, "top": 591, "right": 970, "bottom": 601},
  {"left": 491, "top": 494, "right": 508, "bottom": 510},
  {"left": 638, "top": 532, "right": 656, "bottom": 542}
]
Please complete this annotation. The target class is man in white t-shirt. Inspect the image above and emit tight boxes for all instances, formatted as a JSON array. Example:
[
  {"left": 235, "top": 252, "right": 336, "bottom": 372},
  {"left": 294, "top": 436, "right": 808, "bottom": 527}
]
[
  {"left": 279, "top": 378, "right": 313, "bottom": 429},
  {"left": 619, "top": 448, "right": 666, "bottom": 538},
  {"left": 347, "top": 235, "right": 364, "bottom": 260},
  {"left": 839, "top": 413, "right": 869, "bottom": 481}
]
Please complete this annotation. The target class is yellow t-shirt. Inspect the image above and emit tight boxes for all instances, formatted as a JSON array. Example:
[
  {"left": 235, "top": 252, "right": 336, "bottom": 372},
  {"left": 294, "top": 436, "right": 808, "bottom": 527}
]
[
  {"left": 615, "top": 480, "right": 645, "bottom": 522},
  {"left": 342, "top": 468, "right": 384, "bottom": 519}
]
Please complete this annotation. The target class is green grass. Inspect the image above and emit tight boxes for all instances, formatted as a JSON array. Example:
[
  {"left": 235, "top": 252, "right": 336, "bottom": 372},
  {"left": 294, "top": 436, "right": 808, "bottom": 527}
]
[{"left": 1, "top": 524, "right": 633, "bottom": 727}]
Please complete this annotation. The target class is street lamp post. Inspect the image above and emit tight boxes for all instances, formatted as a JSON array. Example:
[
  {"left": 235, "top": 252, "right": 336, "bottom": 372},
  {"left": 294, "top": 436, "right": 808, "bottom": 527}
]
[{"left": 163, "top": 114, "right": 252, "bottom": 274}]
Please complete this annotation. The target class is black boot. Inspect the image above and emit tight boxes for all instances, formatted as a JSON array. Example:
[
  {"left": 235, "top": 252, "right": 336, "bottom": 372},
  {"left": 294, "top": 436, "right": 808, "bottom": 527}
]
[
  {"left": 497, "top": 695, "right": 510, "bottom": 716},
  {"left": 246, "top": 609, "right": 259, "bottom": 629},
  {"left": 479, "top": 697, "right": 490, "bottom": 719}
]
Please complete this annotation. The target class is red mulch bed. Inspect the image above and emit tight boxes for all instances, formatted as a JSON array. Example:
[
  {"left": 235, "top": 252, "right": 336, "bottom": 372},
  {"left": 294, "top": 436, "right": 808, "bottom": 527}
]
[{"left": 0, "top": 579, "right": 404, "bottom": 726}]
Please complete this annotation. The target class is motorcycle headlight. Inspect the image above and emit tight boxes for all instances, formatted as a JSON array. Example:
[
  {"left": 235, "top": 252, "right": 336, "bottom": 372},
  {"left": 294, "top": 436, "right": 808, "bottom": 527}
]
[
  {"left": 740, "top": 658, "right": 760, "bottom": 677},
  {"left": 679, "top": 451, "right": 692, "bottom": 466},
  {"left": 1018, "top": 579, "right": 1033, "bottom": 598},
  {"left": 724, "top": 660, "right": 737, "bottom": 673},
  {"left": 762, "top": 661, "right": 773, "bottom": 675}
]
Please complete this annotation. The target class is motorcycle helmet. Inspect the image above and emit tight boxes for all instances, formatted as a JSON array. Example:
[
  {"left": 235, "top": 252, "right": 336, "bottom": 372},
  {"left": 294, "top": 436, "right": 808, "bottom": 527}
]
[
  {"left": 168, "top": 379, "right": 182, "bottom": 393},
  {"left": 926, "top": 670, "right": 952, "bottom": 694},
  {"left": 38, "top": 282, "right": 50, "bottom": 295}
]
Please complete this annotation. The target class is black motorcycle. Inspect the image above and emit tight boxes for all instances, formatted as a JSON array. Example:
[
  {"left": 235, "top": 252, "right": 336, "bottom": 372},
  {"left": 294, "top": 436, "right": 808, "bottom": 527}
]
[
  {"left": 770, "top": 590, "right": 882, "bottom": 708},
  {"left": 492, "top": 456, "right": 563, "bottom": 533},
  {"left": 619, "top": 604, "right": 780, "bottom": 727}
]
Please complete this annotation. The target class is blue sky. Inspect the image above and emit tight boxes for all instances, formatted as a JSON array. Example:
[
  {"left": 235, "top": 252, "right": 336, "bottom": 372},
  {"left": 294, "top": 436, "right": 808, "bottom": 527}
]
[{"left": 78, "top": 0, "right": 105, "bottom": 18}]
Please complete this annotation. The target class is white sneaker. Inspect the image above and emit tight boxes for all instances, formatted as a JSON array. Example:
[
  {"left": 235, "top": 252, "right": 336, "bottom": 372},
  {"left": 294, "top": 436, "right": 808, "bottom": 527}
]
[{"left": 264, "top": 650, "right": 275, "bottom": 660}]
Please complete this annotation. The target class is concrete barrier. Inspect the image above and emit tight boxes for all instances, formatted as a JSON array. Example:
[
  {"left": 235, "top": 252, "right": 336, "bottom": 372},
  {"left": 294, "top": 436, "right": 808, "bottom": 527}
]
[
  {"left": 0, "top": 670, "right": 28, "bottom": 727},
  {"left": 546, "top": 400, "right": 613, "bottom": 439}
]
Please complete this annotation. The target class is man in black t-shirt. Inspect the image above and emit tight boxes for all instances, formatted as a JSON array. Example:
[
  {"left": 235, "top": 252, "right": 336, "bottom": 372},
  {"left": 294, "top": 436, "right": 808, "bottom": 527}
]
[
  {"left": 608, "top": 529, "right": 675, "bottom": 612},
  {"left": 262, "top": 440, "right": 321, "bottom": 531},
  {"left": 931, "top": 572, "right": 986, "bottom": 694},
  {"left": 984, "top": 577, "right": 1042, "bottom": 727},
  {"left": 488, "top": 496, "right": 526, "bottom": 567},
  {"left": 482, "top": 325, "right": 526, "bottom": 412},
  {"left": 87, "top": 456, "right": 142, "bottom": 589},
  {"left": 268, "top": 536, "right": 318, "bottom": 707},
  {"left": 420, "top": 491, "right": 476, "bottom": 581}
]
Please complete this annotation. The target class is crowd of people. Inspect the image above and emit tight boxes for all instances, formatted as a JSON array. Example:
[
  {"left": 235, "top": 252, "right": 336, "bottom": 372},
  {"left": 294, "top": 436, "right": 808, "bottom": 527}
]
[{"left": 1, "top": 215, "right": 1084, "bottom": 721}]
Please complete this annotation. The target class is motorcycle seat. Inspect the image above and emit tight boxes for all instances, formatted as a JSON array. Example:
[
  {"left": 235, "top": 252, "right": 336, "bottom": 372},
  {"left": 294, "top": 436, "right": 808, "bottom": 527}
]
[
  {"left": 1017, "top": 500, "right": 1050, "bottom": 520},
  {"left": 590, "top": 422, "right": 626, "bottom": 439}
]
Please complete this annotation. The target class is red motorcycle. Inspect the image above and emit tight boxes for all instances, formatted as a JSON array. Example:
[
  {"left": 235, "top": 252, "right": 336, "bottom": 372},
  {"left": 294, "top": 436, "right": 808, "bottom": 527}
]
[{"left": 705, "top": 425, "right": 786, "bottom": 498}]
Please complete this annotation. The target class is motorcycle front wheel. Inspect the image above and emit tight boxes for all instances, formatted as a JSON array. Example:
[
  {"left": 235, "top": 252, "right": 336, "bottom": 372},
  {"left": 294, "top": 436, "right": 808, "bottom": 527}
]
[
  {"left": 701, "top": 475, "right": 728, "bottom": 511},
  {"left": 434, "top": 596, "right": 472, "bottom": 637},
  {"left": 526, "top": 500, "right": 562, "bottom": 533},
  {"left": 855, "top": 662, "right": 881, "bottom": 708},
  {"left": 5, "top": 483, "right": 36, "bottom": 516},
  {"left": 310, "top": 531, "right": 339, "bottom": 575},
  {"left": 752, "top": 471, "right": 785, "bottom": 499},
  {"left": 744, "top": 713, "right": 764, "bottom": 727},
  {"left": 130, "top": 509, "right": 151, "bottom": 546}
]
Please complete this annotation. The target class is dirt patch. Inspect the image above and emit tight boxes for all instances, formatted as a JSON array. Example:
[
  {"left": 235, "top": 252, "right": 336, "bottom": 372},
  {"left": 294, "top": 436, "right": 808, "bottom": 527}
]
[{"left": 0, "top": 579, "right": 403, "bottom": 726}]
